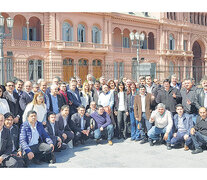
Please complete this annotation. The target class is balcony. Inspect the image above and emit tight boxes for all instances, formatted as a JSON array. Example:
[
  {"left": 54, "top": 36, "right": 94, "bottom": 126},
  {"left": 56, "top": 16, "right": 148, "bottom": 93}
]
[
  {"left": 55, "top": 41, "right": 109, "bottom": 53},
  {"left": 3, "top": 39, "right": 45, "bottom": 48},
  {"left": 161, "top": 50, "right": 193, "bottom": 57}
]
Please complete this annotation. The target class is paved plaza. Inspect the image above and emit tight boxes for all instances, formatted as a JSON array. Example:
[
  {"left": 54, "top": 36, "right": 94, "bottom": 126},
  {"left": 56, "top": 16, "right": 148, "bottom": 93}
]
[{"left": 31, "top": 138, "right": 207, "bottom": 168}]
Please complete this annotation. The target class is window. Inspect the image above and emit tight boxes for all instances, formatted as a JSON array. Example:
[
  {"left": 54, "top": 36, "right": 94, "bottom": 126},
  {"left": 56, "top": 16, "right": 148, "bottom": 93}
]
[
  {"left": 169, "top": 34, "right": 175, "bottom": 50},
  {"left": 22, "top": 27, "right": 27, "bottom": 40},
  {"left": 6, "top": 51, "right": 13, "bottom": 81},
  {"left": 183, "top": 40, "right": 187, "bottom": 51},
  {"left": 78, "top": 24, "right": 85, "bottom": 42},
  {"left": 29, "top": 28, "right": 36, "bottom": 41},
  {"left": 92, "top": 26, "right": 101, "bottom": 44},
  {"left": 29, "top": 60, "right": 43, "bottom": 81},
  {"left": 62, "top": 22, "right": 73, "bottom": 41},
  {"left": 114, "top": 62, "right": 118, "bottom": 79},
  {"left": 141, "top": 35, "right": 147, "bottom": 49},
  {"left": 119, "top": 62, "right": 124, "bottom": 79},
  {"left": 148, "top": 32, "right": 154, "bottom": 50},
  {"left": 169, "top": 61, "right": 174, "bottom": 76},
  {"left": 123, "top": 37, "right": 129, "bottom": 48}
]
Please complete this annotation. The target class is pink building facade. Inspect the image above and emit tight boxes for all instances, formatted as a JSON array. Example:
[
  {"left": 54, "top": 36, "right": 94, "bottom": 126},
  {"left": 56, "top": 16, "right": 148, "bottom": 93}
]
[{"left": 2, "top": 12, "right": 207, "bottom": 84}]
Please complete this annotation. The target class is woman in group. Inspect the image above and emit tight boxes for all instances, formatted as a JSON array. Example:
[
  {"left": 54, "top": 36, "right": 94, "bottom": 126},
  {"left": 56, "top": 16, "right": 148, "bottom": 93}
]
[
  {"left": 127, "top": 82, "right": 139, "bottom": 141},
  {"left": 80, "top": 81, "right": 93, "bottom": 110},
  {"left": 22, "top": 91, "right": 47, "bottom": 125},
  {"left": 114, "top": 81, "right": 129, "bottom": 139},
  {"left": 0, "top": 85, "right": 10, "bottom": 115}
]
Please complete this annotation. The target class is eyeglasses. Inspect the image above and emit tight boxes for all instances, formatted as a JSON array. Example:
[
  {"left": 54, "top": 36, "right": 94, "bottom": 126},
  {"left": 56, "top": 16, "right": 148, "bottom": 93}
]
[{"left": 7, "top": 85, "right": 14, "bottom": 87}]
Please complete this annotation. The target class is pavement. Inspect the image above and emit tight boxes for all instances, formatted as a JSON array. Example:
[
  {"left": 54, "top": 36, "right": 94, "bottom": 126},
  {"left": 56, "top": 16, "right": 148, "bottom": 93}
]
[{"left": 30, "top": 138, "right": 207, "bottom": 168}]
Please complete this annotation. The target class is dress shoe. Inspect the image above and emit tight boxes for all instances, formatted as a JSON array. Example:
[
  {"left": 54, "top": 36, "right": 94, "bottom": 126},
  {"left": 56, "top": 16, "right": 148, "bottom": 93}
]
[
  {"left": 108, "top": 140, "right": 113, "bottom": 146},
  {"left": 140, "top": 138, "right": 148, "bottom": 144},
  {"left": 149, "top": 139, "right": 154, "bottom": 146},
  {"left": 135, "top": 138, "right": 142, "bottom": 142},
  {"left": 191, "top": 148, "right": 203, "bottom": 154},
  {"left": 131, "top": 137, "right": 135, "bottom": 141},
  {"left": 166, "top": 143, "right": 172, "bottom": 150},
  {"left": 184, "top": 145, "right": 189, "bottom": 151},
  {"left": 50, "top": 153, "right": 56, "bottom": 164},
  {"left": 96, "top": 139, "right": 101, "bottom": 144},
  {"left": 81, "top": 139, "right": 85, "bottom": 145}
]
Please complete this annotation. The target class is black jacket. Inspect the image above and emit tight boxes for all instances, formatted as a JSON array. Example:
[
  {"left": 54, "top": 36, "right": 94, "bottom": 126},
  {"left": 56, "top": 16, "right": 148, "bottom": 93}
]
[
  {"left": 156, "top": 86, "right": 181, "bottom": 113},
  {"left": 0, "top": 127, "right": 12, "bottom": 159},
  {"left": 195, "top": 88, "right": 206, "bottom": 110},
  {"left": 48, "top": 94, "right": 66, "bottom": 113}
]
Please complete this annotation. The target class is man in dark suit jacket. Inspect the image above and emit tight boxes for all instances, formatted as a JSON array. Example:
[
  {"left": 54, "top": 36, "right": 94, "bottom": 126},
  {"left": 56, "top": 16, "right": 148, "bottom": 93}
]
[
  {"left": 3, "top": 81, "right": 21, "bottom": 126},
  {"left": 56, "top": 105, "right": 74, "bottom": 144},
  {"left": 14, "top": 79, "right": 24, "bottom": 97},
  {"left": 0, "top": 114, "right": 23, "bottom": 167},
  {"left": 93, "top": 80, "right": 102, "bottom": 105},
  {"left": 195, "top": 77, "right": 207, "bottom": 110},
  {"left": 45, "top": 112, "right": 67, "bottom": 152},
  {"left": 67, "top": 81, "right": 82, "bottom": 115},
  {"left": 19, "top": 81, "right": 34, "bottom": 111},
  {"left": 48, "top": 84, "right": 66, "bottom": 114},
  {"left": 70, "top": 105, "right": 90, "bottom": 145}
]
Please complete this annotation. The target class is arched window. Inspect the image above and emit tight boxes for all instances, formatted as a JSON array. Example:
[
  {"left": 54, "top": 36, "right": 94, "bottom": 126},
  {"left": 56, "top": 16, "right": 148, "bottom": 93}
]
[
  {"left": 167, "top": 12, "right": 170, "bottom": 19},
  {"left": 170, "top": 12, "right": 173, "bottom": 20},
  {"left": 198, "top": 13, "right": 200, "bottom": 24},
  {"left": 201, "top": 14, "right": 204, "bottom": 25},
  {"left": 78, "top": 24, "right": 85, "bottom": 42},
  {"left": 62, "top": 22, "right": 73, "bottom": 41},
  {"left": 148, "top": 32, "right": 154, "bottom": 50},
  {"left": 92, "top": 26, "right": 101, "bottom": 44},
  {"left": 190, "top": 12, "right": 193, "bottom": 23},
  {"left": 174, "top": 12, "right": 176, "bottom": 20},
  {"left": 169, "top": 34, "right": 175, "bottom": 50},
  {"left": 29, "top": 60, "right": 43, "bottom": 81},
  {"left": 141, "top": 33, "right": 147, "bottom": 49}
]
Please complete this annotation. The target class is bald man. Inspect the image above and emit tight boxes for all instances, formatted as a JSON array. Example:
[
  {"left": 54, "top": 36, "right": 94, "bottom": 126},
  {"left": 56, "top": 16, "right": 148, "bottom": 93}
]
[
  {"left": 191, "top": 107, "right": 207, "bottom": 154},
  {"left": 19, "top": 81, "right": 34, "bottom": 111}
]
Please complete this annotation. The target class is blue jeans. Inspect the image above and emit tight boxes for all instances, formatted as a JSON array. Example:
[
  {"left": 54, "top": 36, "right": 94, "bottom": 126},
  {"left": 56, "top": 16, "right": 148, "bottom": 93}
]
[
  {"left": 130, "top": 109, "right": 140, "bottom": 140},
  {"left": 94, "top": 124, "right": 114, "bottom": 141},
  {"left": 191, "top": 131, "right": 207, "bottom": 149},
  {"left": 147, "top": 126, "right": 172, "bottom": 144},
  {"left": 138, "top": 113, "right": 152, "bottom": 139},
  {"left": 190, "top": 113, "right": 198, "bottom": 125},
  {"left": 170, "top": 131, "right": 191, "bottom": 146}
]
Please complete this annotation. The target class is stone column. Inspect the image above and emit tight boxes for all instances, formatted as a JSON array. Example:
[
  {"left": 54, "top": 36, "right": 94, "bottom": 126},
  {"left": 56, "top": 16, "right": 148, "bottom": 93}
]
[
  {"left": 121, "top": 32, "right": 123, "bottom": 53},
  {"left": 73, "top": 24, "right": 77, "bottom": 42},
  {"left": 41, "top": 24, "right": 44, "bottom": 41},
  {"left": 26, "top": 21, "right": 30, "bottom": 46}
]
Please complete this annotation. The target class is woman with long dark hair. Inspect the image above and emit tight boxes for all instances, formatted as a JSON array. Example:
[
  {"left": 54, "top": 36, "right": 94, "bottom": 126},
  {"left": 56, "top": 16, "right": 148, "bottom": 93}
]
[
  {"left": 0, "top": 85, "right": 10, "bottom": 115},
  {"left": 114, "top": 81, "right": 129, "bottom": 139}
]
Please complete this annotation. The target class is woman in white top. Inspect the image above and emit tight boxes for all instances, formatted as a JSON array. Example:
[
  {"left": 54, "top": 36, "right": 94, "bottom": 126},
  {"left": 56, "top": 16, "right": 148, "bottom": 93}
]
[
  {"left": 23, "top": 91, "right": 47, "bottom": 125},
  {"left": 114, "top": 81, "right": 129, "bottom": 139},
  {"left": 0, "top": 85, "right": 10, "bottom": 115},
  {"left": 80, "top": 81, "right": 93, "bottom": 110}
]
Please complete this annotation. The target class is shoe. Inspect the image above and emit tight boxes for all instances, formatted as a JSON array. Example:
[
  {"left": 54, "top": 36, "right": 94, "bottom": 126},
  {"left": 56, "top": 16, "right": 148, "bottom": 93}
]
[
  {"left": 73, "top": 140, "right": 79, "bottom": 147},
  {"left": 140, "top": 138, "right": 148, "bottom": 144},
  {"left": 96, "top": 139, "right": 101, "bottom": 144},
  {"left": 191, "top": 148, "right": 203, "bottom": 154},
  {"left": 166, "top": 143, "right": 172, "bottom": 150},
  {"left": 60, "top": 143, "right": 67, "bottom": 150},
  {"left": 49, "top": 153, "right": 56, "bottom": 164},
  {"left": 135, "top": 138, "right": 142, "bottom": 142},
  {"left": 184, "top": 145, "right": 189, "bottom": 151},
  {"left": 108, "top": 140, "right": 113, "bottom": 146},
  {"left": 32, "top": 158, "right": 41, "bottom": 165},
  {"left": 149, "top": 139, "right": 154, "bottom": 146},
  {"left": 131, "top": 138, "right": 135, "bottom": 141}
]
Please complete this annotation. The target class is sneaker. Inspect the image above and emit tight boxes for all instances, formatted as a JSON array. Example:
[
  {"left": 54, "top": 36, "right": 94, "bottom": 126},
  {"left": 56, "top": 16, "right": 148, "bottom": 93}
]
[
  {"left": 166, "top": 143, "right": 172, "bottom": 150},
  {"left": 191, "top": 148, "right": 203, "bottom": 154},
  {"left": 49, "top": 153, "right": 56, "bottom": 164},
  {"left": 140, "top": 138, "right": 148, "bottom": 144},
  {"left": 149, "top": 139, "right": 154, "bottom": 146},
  {"left": 108, "top": 140, "right": 113, "bottom": 146}
]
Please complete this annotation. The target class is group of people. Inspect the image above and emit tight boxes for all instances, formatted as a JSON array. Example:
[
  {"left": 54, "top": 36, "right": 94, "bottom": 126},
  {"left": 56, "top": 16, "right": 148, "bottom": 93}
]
[{"left": 1, "top": 73, "right": 207, "bottom": 168}]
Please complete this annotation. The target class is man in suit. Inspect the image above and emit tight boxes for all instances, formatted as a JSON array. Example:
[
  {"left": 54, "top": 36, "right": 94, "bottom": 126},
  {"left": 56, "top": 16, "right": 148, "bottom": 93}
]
[
  {"left": 14, "top": 79, "right": 24, "bottom": 97},
  {"left": 93, "top": 80, "right": 102, "bottom": 105},
  {"left": 3, "top": 81, "right": 21, "bottom": 126},
  {"left": 70, "top": 105, "right": 90, "bottom": 145},
  {"left": 195, "top": 76, "right": 207, "bottom": 110},
  {"left": 56, "top": 105, "right": 74, "bottom": 144},
  {"left": 19, "top": 81, "right": 34, "bottom": 112},
  {"left": 48, "top": 84, "right": 66, "bottom": 114},
  {"left": 19, "top": 110, "right": 55, "bottom": 165},
  {"left": 45, "top": 112, "right": 67, "bottom": 152},
  {"left": 134, "top": 85, "right": 155, "bottom": 143},
  {"left": 67, "top": 80, "right": 82, "bottom": 115},
  {"left": 46, "top": 77, "right": 60, "bottom": 95},
  {"left": 39, "top": 80, "right": 50, "bottom": 111},
  {"left": 0, "top": 114, "right": 22, "bottom": 167}
]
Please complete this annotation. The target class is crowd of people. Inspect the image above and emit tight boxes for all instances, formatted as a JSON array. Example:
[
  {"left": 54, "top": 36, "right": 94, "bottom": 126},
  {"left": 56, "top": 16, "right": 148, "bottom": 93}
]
[{"left": 1, "top": 73, "right": 207, "bottom": 168}]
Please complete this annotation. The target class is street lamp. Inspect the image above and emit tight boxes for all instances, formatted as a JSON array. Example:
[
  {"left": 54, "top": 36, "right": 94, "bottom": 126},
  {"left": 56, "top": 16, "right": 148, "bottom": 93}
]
[
  {"left": 129, "top": 31, "right": 145, "bottom": 81},
  {"left": 0, "top": 14, "right": 14, "bottom": 85}
]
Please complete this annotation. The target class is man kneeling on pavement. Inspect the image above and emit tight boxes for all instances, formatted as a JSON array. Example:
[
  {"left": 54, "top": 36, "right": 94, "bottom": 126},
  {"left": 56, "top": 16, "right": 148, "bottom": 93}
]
[
  {"left": 20, "top": 110, "right": 55, "bottom": 166},
  {"left": 191, "top": 107, "right": 207, "bottom": 154},
  {"left": 90, "top": 105, "right": 114, "bottom": 145}
]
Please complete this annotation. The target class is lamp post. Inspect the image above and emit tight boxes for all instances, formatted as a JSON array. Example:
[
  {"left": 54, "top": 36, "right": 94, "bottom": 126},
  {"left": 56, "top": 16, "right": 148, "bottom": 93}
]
[
  {"left": 0, "top": 14, "right": 14, "bottom": 85},
  {"left": 129, "top": 31, "right": 145, "bottom": 81}
]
